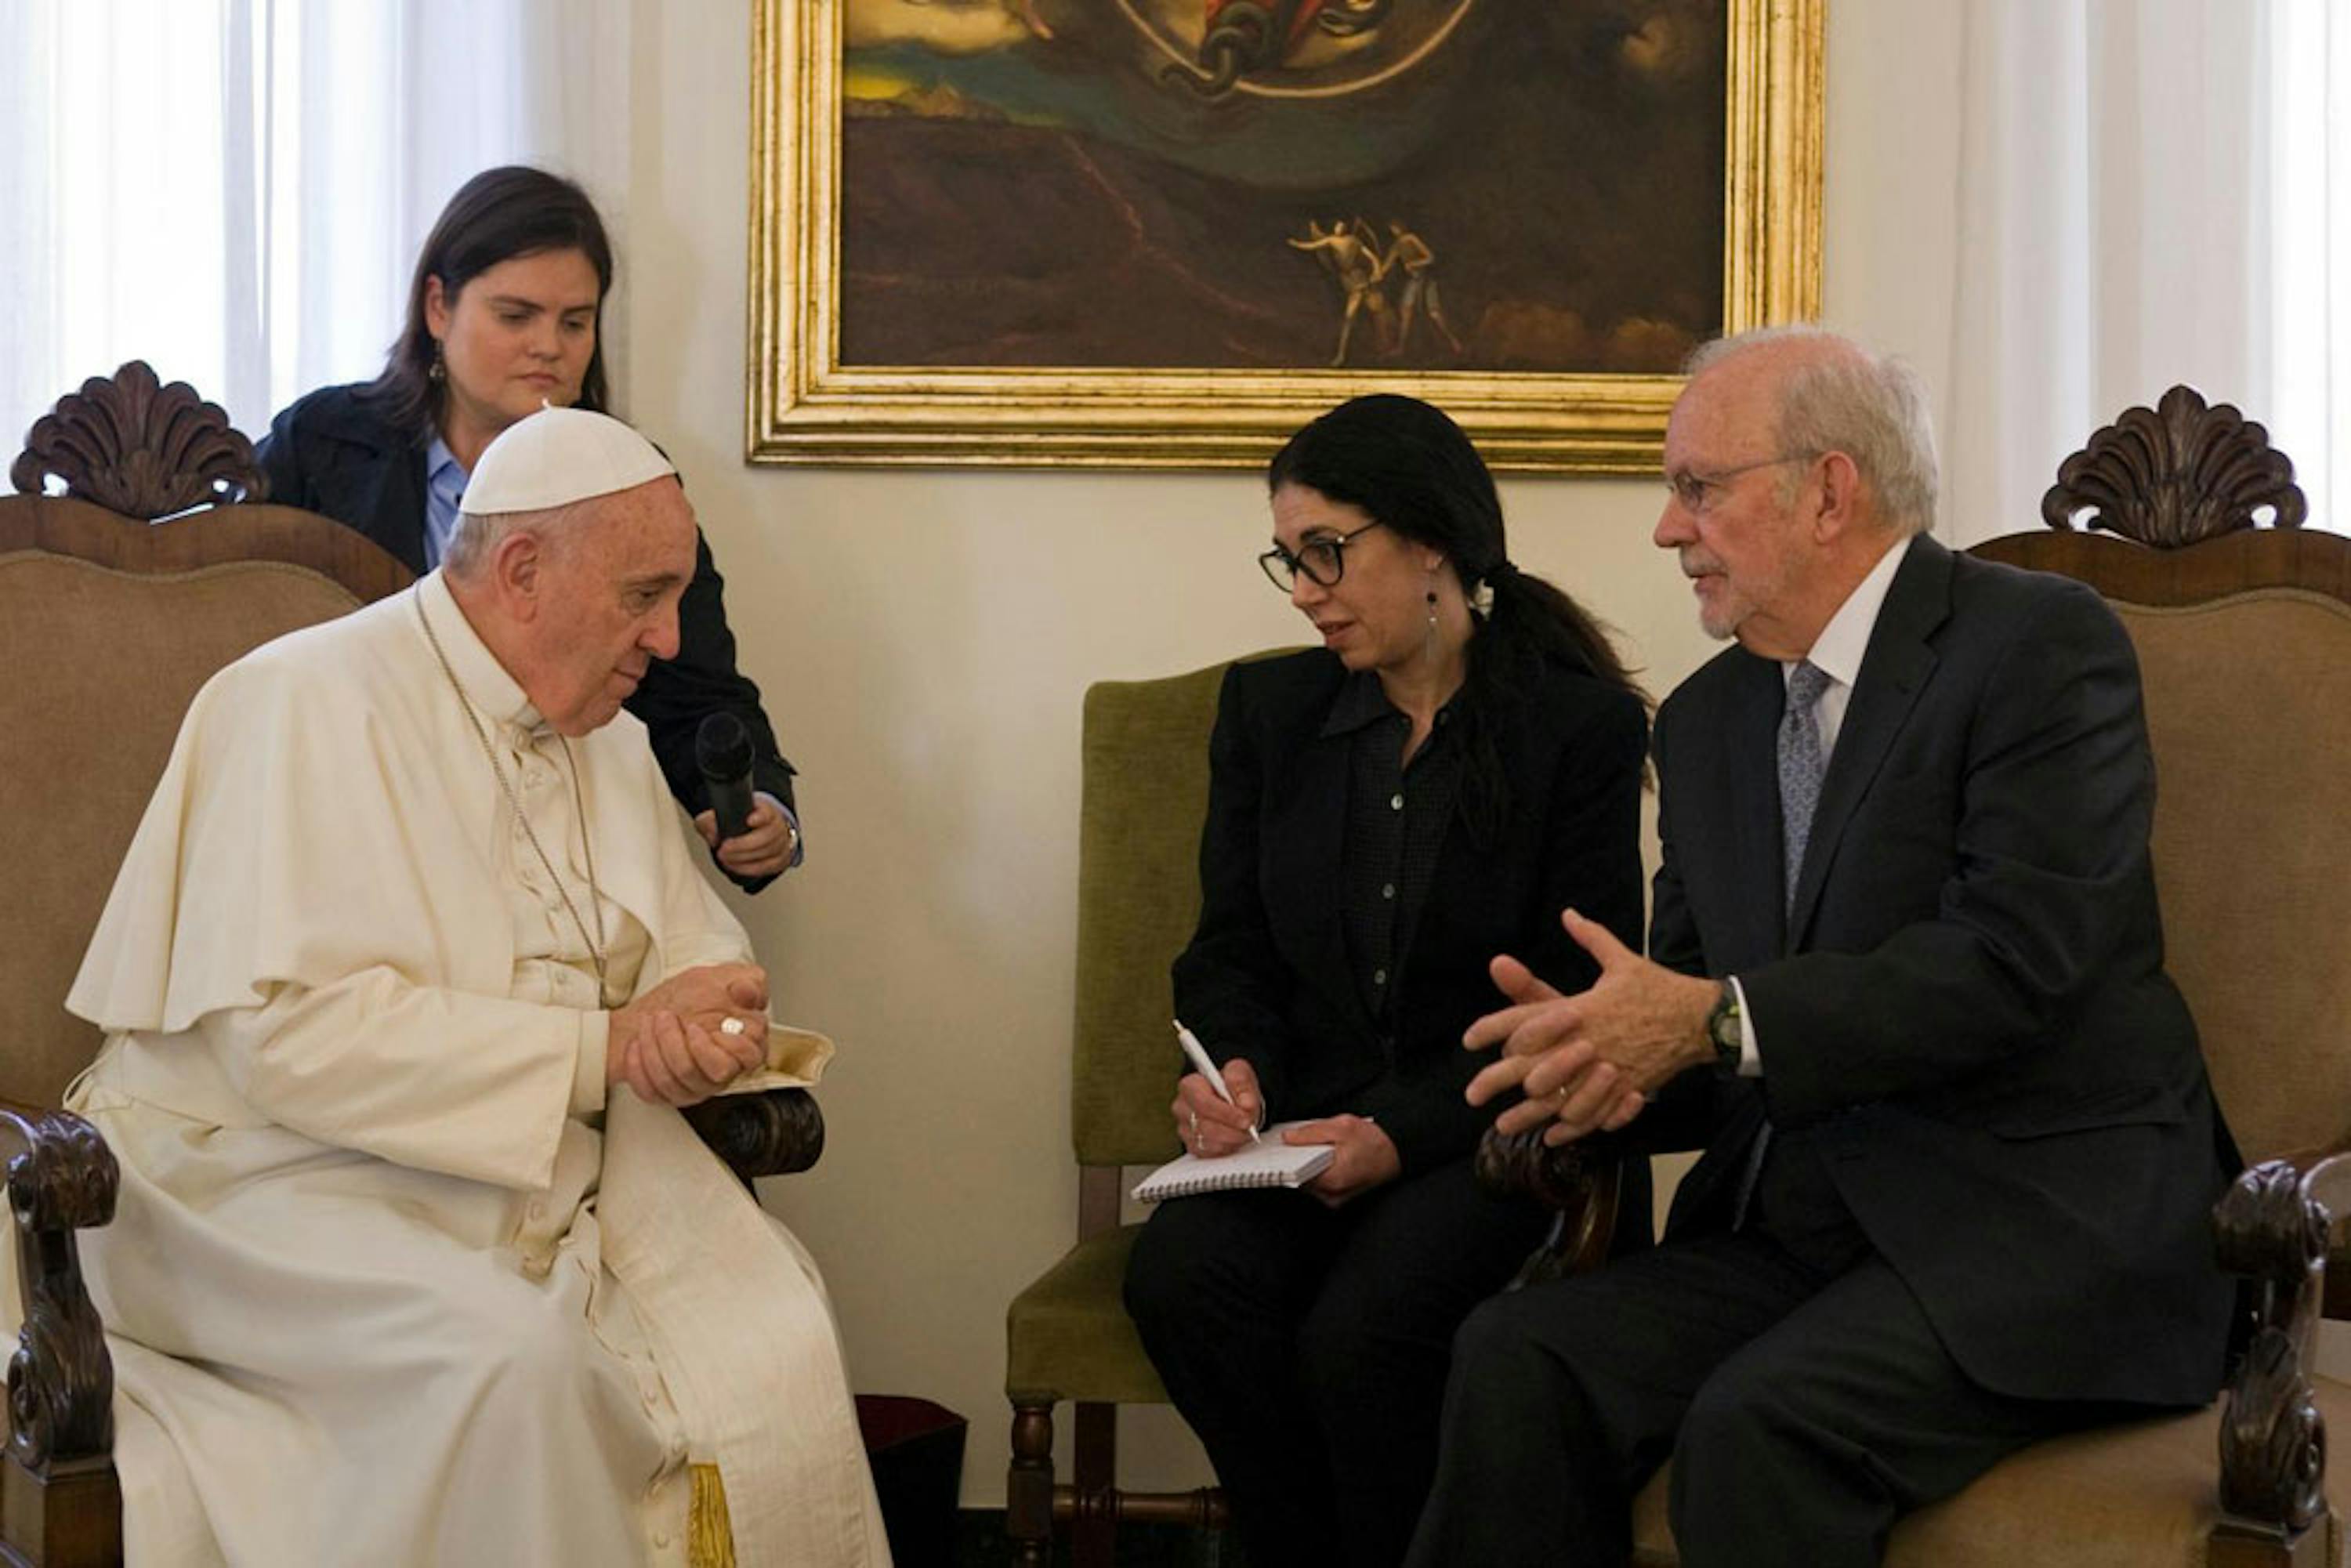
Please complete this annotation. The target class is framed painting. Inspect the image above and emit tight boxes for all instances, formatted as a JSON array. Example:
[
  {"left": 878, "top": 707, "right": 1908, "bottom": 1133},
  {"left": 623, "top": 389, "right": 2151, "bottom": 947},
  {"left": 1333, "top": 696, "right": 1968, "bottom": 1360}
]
[{"left": 748, "top": 0, "right": 1822, "bottom": 472}]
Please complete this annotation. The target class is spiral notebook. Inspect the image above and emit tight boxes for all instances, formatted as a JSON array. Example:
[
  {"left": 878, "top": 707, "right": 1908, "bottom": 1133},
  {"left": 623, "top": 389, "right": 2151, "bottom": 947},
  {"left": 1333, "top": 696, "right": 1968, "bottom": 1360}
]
[{"left": 1131, "top": 1123, "right": 1335, "bottom": 1203}]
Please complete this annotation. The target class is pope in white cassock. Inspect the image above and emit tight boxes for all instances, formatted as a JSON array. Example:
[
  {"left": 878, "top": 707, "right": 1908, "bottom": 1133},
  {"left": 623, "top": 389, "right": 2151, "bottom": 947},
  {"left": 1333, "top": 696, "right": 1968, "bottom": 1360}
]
[{"left": 60, "top": 408, "right": 891, "bottom": 1566}]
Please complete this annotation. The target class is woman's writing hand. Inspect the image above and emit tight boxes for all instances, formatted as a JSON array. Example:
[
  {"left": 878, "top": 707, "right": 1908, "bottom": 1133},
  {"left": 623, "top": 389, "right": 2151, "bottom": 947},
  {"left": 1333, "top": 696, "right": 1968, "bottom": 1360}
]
[{"left": 1170, "top": 1056, "right": 1264, "bottom": 1157}]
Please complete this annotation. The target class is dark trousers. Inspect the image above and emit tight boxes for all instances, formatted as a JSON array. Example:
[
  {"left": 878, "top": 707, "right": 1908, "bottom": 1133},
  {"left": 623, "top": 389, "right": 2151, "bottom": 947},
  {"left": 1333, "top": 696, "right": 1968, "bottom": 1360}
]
[
  {"left": 1123, "top": 1156, "right": 1551, "bottom": 1568},
  {"left": 1405, "top": 1136, "right": 2132, "bottom": 1568}
]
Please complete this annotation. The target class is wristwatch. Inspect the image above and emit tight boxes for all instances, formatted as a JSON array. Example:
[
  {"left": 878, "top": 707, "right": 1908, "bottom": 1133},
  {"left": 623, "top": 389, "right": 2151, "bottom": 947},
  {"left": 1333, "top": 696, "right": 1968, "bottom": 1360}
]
[{"left": 1705, "top": 980, "right": 1743, "bottom": 1070}]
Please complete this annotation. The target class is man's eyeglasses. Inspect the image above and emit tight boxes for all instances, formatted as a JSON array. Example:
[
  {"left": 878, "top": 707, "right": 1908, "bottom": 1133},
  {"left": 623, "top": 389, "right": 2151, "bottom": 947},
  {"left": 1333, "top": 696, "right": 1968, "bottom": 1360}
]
[
  {"left": 1664, "top": 452, "right": 1816, "bottom": 515},
  {"left": 1259, "top": 519, "right": 1387, "bottom": 592}
]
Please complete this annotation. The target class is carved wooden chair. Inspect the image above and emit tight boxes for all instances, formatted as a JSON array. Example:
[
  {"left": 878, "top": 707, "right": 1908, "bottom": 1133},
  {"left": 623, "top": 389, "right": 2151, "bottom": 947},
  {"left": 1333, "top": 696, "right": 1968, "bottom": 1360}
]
[
  {"left": 1002, "top": 654, "right": 1621, "bottom": 1567},
  {"left": 1605, "top": 386, "right": 2351, "bottom": 1567},
  {"left": 0, "top": 363, "right": 824, "bottom": 1568}
]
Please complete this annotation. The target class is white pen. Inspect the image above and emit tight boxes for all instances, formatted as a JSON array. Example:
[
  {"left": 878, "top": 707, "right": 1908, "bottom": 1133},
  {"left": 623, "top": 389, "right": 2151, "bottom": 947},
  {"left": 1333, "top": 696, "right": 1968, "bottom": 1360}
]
[{"left": 1173, "top": 1019, "right": 1261, "bottom": 1143}]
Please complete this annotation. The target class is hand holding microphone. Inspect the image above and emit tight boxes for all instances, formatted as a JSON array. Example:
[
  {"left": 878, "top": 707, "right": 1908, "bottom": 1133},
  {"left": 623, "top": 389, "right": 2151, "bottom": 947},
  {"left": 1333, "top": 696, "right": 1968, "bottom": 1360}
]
[
  {"left": 693, "top": 713, "right": 798, "bottom": 878},
  {"left": 696, "top": 712, "right": 759, "bottom": 840}
]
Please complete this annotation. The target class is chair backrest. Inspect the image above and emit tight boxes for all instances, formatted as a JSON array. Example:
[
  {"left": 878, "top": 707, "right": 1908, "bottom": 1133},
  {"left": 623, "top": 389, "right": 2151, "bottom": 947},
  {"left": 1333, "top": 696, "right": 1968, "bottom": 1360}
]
[
  {"left": 1, "top": 364, "right": 411, "bottom": 1110},
  {"left": 1068, "top": 659, "right": 1234, "bottom": 1169},
  {"left": 1970, "top": 386, "right": 2351, "bottom": 1166}
]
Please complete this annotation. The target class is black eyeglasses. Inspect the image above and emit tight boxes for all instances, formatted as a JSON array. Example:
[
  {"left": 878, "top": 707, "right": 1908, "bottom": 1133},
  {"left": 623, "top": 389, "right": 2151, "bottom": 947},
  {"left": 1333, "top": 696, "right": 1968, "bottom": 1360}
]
[{"left": 1259, "top": 519, "right": 1387, "bottom": 592}]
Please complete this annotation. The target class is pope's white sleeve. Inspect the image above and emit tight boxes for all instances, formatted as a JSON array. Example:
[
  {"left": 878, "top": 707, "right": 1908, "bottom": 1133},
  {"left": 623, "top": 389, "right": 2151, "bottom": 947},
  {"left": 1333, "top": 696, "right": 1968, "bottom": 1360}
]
[{"left": 201, "top": 969, "right": 601, "bottom": 1190}]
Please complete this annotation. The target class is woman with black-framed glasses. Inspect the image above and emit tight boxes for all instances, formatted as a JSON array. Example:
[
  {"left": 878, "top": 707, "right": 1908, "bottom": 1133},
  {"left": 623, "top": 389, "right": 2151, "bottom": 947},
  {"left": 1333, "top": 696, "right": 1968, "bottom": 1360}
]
[{"left": 1124, "top": 393, "right": 1654, "bottom": 1567}]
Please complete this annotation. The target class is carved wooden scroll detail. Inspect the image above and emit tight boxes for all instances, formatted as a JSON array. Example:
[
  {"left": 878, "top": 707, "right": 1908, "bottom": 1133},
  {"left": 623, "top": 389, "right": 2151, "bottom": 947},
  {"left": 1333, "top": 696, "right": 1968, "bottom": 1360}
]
[
  {"left": 9, "top": 360, "right": 266, "bottom": 518},
  {"left": 2041, "top": 385, "right": 2308, "bottom": 542},
  {"left": 1475, "top": 1127, "right": 1624, "bottom": 1287},
  {"left": 683, "top": 1088, "right": 826, "bottom": 1183},
  {"left": 2212, "top": 1157, "right": 2336, "bottom": 1534},
  {"left": 0, "top": 1111, "right": 119, "bottom": 1472},
  {"left": 1476, "top": 1124, "right": 1592, "bottom": 1209}
]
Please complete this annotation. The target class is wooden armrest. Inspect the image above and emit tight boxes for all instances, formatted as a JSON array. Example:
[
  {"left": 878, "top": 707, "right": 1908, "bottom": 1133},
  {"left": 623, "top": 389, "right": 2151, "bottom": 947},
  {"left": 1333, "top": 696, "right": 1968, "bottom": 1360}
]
[
  {"left": 1473, "top": 1127, "right": 1624, "bottom": 1286},
  {"left": 683, "top": 1088, "right": 825, "bottom": 1184},
  {"left": 2209, "top": 1152, "right": 2351, "bottom": 1540},
  {"left": 0, "top": 1110, "right": 118, "bottom": 1472},
  {"left": 2229, "top": 1143, "right": 2351, "bottom": 1320}
]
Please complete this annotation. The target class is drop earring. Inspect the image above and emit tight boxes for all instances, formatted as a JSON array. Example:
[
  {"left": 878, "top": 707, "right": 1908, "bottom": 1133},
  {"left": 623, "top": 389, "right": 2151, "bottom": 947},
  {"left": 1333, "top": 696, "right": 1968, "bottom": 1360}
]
[{"left": 428, "top": 339, "right": 447, "bottom": 383}]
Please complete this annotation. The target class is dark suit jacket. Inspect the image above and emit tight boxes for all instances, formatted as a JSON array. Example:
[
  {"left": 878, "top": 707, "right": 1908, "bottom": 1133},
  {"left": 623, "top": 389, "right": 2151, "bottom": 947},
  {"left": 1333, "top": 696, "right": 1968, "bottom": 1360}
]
[
  {"left": 1639, "top": 535, "right": 2236, "bottom": 1407},
  {"left": 255, "top": 384, "right": 797, "bottom": 893},
  {"left": 1173, "top": 649, "right": 1649, "bottom": 1179}
]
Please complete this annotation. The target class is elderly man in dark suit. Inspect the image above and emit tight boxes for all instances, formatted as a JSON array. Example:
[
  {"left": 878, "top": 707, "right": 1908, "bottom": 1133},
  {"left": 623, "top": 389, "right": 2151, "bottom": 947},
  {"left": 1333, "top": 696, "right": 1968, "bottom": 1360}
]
[{"left": 1403, "top": 327, "right": 2237, "bottom": 1567}]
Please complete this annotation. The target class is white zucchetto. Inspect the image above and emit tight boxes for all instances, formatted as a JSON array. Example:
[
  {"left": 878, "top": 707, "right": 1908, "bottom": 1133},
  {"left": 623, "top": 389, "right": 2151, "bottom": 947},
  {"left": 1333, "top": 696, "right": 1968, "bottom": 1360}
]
[{"left": 459, "top": 406, "right": 676, "bottom": 517}]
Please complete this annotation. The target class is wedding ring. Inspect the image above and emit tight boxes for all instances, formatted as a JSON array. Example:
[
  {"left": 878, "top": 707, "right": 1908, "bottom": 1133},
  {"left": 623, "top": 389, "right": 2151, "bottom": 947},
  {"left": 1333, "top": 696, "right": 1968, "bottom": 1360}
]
[
  {"left": 1189, "top": 1109, "right": 1201, "bottom": 1135},
  {"left": 720, "top": 1017, "right": 747, "bottom": 1037},
  {"left": 1552, "top": 1086, "right": 1570, "bottom": 1103}
]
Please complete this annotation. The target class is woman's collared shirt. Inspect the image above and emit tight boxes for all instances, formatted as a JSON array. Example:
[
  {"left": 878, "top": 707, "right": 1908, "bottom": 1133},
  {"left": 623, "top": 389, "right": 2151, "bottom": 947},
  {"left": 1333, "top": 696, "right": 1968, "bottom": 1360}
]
[{"left": 1326, "top": 671, "right": 1466, "bottom": 1045}]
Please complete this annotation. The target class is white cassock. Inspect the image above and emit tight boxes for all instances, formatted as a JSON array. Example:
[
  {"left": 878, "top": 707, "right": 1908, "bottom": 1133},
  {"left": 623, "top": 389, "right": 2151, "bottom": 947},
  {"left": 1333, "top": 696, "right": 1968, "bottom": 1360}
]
[{"left": 60, "top": 570, "right": 890, "bottom": 1567}]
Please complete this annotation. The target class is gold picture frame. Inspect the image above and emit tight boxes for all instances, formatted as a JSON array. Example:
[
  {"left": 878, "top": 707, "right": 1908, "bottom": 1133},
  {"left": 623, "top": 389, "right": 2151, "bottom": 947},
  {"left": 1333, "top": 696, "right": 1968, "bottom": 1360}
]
[{"left": 747, "top": 1, "right": 1822, "bottom": 473}]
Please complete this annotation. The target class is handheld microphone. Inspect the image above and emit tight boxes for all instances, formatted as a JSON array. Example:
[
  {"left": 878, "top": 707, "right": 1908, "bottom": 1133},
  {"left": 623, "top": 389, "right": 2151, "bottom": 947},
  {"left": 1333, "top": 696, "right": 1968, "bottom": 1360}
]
[{"left": 694, "top": 712, "right": 759, "bottom": 841}]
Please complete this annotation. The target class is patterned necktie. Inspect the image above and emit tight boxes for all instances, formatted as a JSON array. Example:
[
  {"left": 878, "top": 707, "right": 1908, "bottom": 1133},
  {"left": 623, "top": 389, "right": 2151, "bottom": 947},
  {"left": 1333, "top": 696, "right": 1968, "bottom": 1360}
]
[
  {"left": 1778, "top": 659, "right": 1834, "bottom": 914},
  {"left": 1735, "top": 658, "right": 1834, "bottom": 1231}
]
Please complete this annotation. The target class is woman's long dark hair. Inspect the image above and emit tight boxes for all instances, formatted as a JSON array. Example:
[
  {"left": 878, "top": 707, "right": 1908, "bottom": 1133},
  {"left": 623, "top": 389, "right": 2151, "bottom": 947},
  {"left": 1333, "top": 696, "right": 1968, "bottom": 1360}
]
[
  {"left": 363, "top": 165, "right": 615, "bottom": 440},
  {"left": 1268, "top": 393, "right": 1647, "bottom": 842}
]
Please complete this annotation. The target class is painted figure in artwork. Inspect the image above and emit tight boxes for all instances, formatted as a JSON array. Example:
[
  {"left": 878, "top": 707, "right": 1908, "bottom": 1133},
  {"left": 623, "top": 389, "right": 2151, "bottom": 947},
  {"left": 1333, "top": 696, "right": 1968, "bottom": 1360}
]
[
  {"left": 1289, "top": 217, "right": 1396, "bottom": 366},
  {"left": 1382, "top": 221, "right": 1465, "bottom": 358}
]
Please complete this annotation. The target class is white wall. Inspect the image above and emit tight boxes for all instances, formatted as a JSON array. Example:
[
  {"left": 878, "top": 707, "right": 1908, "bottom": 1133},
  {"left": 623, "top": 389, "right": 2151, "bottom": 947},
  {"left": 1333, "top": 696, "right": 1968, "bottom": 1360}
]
[{"left": 620, "top": 0, "right": 1967, "bottom": 1505}]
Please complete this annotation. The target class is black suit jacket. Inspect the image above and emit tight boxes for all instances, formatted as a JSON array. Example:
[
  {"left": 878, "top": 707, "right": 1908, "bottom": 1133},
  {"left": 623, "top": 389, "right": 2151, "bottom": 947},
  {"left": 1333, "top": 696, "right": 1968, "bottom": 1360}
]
[
  {"left": 255, "top": 385, "right": 797, "bottom": 893},
  {"left": 1173, "top": 649, "right": 1649, "bottom": 1179},
  {"left": 1639, "top": 535, "right": 2235, "bottom": 1406}
]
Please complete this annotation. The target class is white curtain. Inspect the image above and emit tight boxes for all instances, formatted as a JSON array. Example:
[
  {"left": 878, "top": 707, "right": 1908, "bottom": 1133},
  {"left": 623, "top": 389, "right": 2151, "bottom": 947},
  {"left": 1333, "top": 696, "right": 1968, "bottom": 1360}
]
[
  {"left": 0, "top": 0, "right": 632, "bottom": 454},
  {"left": 1942, "top": 0, "right": 2346, "bottom": 544},
  {"left": 2271, "top": 1, "right": 2351, "bottom": 532}
]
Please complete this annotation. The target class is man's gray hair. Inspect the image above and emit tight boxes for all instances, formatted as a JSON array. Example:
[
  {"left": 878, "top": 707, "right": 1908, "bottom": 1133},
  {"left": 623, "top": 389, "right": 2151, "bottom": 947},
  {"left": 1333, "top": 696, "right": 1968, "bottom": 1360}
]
[
  {"left": 443, "top": 502, "right": 574, "bottom": 578},
  {"left": 1686, "top": 325, "right": 1940, "bottom": 535}
]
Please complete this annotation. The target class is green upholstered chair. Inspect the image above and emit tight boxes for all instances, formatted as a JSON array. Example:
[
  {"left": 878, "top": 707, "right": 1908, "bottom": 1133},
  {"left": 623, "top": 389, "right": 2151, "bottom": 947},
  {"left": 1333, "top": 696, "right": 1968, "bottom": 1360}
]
[
  {"left": 1625, "top": 389, "right": 2351, "bottom": 1567},
  {"left": 1003, "top": 657, "right": 1238, "bottom": 1568}
]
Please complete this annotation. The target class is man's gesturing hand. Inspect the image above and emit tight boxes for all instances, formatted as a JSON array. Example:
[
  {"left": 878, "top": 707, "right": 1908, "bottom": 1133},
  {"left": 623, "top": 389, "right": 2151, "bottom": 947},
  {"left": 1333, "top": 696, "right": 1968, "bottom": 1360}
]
[{"left": 1463, "top": 909, "right": 1719, "bottom": 1145}]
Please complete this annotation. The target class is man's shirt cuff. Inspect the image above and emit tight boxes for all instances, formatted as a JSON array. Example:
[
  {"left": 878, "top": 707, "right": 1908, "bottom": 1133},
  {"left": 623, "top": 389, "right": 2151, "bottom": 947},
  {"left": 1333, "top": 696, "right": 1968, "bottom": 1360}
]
[
  {"left": 574, "top": 1009, "right": 610, "bottom": 1115},
  {"left": 1730, "top": 974, "right": 1761, "bottom": 1077},
  {"left": 755, "top": 791, "right": 806, "bottom": 869}
]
